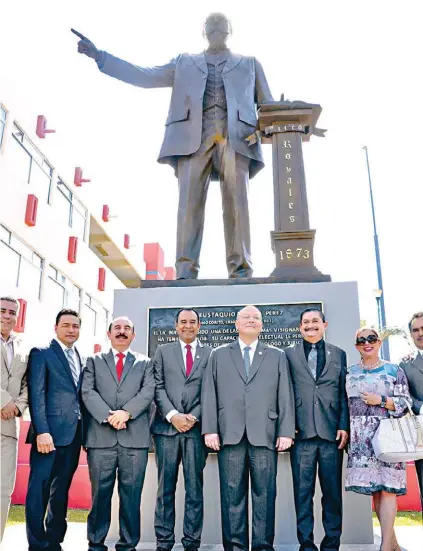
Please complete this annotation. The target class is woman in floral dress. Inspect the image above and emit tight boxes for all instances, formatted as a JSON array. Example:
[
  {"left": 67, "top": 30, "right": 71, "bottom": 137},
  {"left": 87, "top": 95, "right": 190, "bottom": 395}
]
[{"left": 345, "top": 327, "right": 411, "bottom": 551}]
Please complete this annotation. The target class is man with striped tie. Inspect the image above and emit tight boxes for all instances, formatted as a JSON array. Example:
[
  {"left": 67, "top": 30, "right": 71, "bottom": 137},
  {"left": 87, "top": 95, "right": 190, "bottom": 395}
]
[
  {"left": 81, "top": 316, "right": 155, "bottom": 551},
  {"left": 285, "top": 308, "right": 349, "bottom": 551},
  {"left": 151, "top": 309, "right": 211, "bottom": 551},
  {"left": 202, "top": 305, "right": 295, "bottom": 551},
  {"left": 26, "top": 309, "right": 84, "bottom": 551}
]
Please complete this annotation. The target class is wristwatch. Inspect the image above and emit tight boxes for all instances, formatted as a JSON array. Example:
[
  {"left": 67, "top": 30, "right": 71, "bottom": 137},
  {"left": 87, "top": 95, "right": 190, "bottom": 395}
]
[{"left": 380, "top": 396, "right": 387, "bottom": 408}]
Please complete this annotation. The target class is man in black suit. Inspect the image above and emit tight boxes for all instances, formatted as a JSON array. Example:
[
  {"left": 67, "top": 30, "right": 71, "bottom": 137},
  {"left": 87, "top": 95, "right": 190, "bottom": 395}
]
[
  {"left": 400, "top": 311, "right": 423, "bottom": 521},
  {"left": 202, "top": 305, "right": 295, "bottom": 551},
  {"left": 285, "top": 308, "right": 349, "bottom": 551},
  {"left": 151, "top": 308, "right": 211, "bottom": 551},
  {"left": 82, "top": 316, "right": 155, "bottom": 551},
  {"left": 26, "top": 309, "right": 83, "bottom": 551}
]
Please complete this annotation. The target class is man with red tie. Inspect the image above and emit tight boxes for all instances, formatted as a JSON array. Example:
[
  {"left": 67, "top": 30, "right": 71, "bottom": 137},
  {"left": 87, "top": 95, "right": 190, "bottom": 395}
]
[
  {"left": 151, "top": 309, "right": 211, "bottom": 551},
  {"left": 81, "top": 317, "right": 155, "bottom": 551}
]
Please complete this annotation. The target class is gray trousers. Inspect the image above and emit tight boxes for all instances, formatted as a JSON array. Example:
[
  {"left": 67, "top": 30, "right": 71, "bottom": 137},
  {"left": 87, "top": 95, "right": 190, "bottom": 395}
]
[
  {"left": 218, "top": 437, "right": 278, "bottom": 551},
  {"left": 87, "top": 445, "right": 148, "bottom": 551},
  {"left": 154, "top": 434, "right": 208, "bottom": 550},
  {"left": 0, "top": 434, "right": 17, "bottom": 541},
  {"left": 176, "top": 109, "right": 252, "bottom": 279}
]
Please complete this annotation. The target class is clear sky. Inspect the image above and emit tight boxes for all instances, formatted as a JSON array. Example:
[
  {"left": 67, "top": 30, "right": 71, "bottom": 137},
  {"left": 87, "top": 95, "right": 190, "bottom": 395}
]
[{"left": 1, "top": 0, "right": 421, "bottom": 359}]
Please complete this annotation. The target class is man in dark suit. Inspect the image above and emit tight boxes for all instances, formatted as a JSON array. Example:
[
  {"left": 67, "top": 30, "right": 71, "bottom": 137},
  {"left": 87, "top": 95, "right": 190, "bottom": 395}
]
[
  {"left": 400, "top": 311, "right": 423, "bottom": 521},
  {"left": 26, "top": 309, "right": 83, "bottom": 551},
  {"left": 285, "top": 308, "right": 349, "bottom": 551},
  {"left": 151, "top": 308, "right": 211, "bottom": 551},
  {"left": 75, "top": 13, "right": 273, "bottom": 279},
  {"left": 81, "top": 316, "right": 155, "bottom": 551},
  {"left": 202, "top": 305, "right": 295, "bottom": 551}
]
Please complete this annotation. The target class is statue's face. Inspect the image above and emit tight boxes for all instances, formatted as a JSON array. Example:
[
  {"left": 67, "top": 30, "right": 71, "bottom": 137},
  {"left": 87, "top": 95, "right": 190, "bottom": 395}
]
[{"left": 205, "top": 16, "right": 230, "bottom": 49}]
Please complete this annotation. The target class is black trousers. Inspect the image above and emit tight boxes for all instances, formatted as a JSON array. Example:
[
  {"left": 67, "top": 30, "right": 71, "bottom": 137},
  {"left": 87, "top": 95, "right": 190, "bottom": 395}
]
[
  {"left": 154, "top": 434, "right": 208, "bottom": 550},
  {"left": 87, "top": 444, "right": 148, "bottom": 551},
  {"left": 218, "top": 437, "right": 278, "bottom": 551},
  {"left": 176, "top": 110, "right": 252, "bottom": 280},
  {"left": 290, "top": 437, "right": 343, "bottom": 551},
  {"left": 415, "top": 459, "right": 423, "bottom": 522},
  {"left": 25, "top": 423, "right": 82, "bottom": 551}
]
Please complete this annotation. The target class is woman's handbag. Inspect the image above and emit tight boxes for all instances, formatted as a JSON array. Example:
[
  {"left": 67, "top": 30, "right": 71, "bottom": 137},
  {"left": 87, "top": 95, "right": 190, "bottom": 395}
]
[{"left": 372, "top": 402, "right": 423, "bottom": 462}]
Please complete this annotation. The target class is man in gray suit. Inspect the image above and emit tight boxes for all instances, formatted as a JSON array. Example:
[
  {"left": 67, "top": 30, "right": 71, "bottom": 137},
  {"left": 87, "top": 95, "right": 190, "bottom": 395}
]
[
  {"left": 202, "top": 305, "right": 295, "bottom": 551},
  {"left": 285, "top": 308, "right": 349, "bottom": 551},
  {"left": 1, "top": 296, "right": 28, "bottom": 540},
  {"left": 75, "top": 12, "right": 273, "bottom": 279},
  {"left": 400, "top": 311, "right": 423, "bottom": 521},
  {"left": 151, "top": 308, "right": 211, "bottom": 551},
  {"left": 81, "top": 317, "right": 155, "bottom": 551}
]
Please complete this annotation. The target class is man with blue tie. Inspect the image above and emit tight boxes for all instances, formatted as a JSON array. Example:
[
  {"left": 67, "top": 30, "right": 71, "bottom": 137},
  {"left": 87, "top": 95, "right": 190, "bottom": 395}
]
[{"left": 26, "top": 309, "right": 83, "bottom": 551}]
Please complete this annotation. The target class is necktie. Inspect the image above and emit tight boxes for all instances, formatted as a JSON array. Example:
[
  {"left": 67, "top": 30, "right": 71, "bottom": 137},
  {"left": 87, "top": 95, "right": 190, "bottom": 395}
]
[
  {"left": 65, "top": 348, "right": 80, "bottom": 386},
  {"left": 243, "top": 346, "right": 251, "bottom": 378},
  {"left": 116, "top": 352, "right": 125, "bottom": 382},
  {"left": 185, "top": 344, "right": 193, "bottom": 377},
  {"left": 308, "top": 344, "right": 317, "bottom": 380}
]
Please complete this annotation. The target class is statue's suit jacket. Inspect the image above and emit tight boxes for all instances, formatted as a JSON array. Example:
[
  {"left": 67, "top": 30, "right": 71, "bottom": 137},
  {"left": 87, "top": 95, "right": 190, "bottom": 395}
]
[
  {"left": 98, "top": 50, "right": 273, "bottom": 178},
  {"left": 1, "top": 336, "right": 28, "bottom": 439},
  {"left": 81, "top": 350, "right": 155, "bottom": 449},
  {"left": 285, "top": 341, "right": 349, "bottom": 442},
  {"left": 400, "top": 351, "right": 423, "bottom": 414},
  {"left": 151, "top": 341, "right": 212, "bottom": 438},
  {"left": 201, "top": 340, "right": 295, "bottom": 450}
]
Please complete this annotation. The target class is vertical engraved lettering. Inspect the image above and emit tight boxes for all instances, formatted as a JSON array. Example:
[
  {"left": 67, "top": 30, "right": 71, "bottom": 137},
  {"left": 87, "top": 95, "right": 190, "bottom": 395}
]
[
  {"left": 285, "top": 153, "right": 291, "bottom": 160},
  {"left": 283, "top": 140, "right": 292, "bottom": 148},
  {"left": 279, "top": 250, "right": 284, "bottom": 261},
  {"left": 287, "top": 177, "right": 292, "bottom": 184},
  {"left": 288, "top": 202, "right": 294, "bottom": 209},
  {"left": 288, "top": 188, "right": 292, "bottom": 197},
  {"left": 286, "top": 166, "right": 292, "bottom": 173},
  {"left": 289, "top": 215, "right": 296, "bottom": 223}
]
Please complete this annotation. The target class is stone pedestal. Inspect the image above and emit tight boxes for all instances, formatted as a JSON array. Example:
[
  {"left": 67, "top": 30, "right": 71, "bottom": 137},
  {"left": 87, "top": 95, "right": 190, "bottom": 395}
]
[
  {"left": 106, "top": 280, "right": 373, "bottom": 547},
  {"left": 258, "top": 102, "right": 330, "bottom": 281}
]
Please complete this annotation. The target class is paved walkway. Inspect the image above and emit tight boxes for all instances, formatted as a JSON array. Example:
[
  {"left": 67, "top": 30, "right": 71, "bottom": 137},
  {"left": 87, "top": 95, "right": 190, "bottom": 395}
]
[{"left": 2, "top": 524, "right": 421, "bottom": 551}]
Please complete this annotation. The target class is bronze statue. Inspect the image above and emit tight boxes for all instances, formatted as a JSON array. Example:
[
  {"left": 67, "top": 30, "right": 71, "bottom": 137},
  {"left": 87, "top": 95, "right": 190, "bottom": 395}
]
[{"left": 75, "top": 13, "right": 273, "bottom": 279}]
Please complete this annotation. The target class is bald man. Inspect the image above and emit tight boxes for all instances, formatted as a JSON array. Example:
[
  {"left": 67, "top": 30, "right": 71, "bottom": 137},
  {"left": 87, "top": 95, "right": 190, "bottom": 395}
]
[
  {"left": 81, "top": 317, "right": 155, "bottom": 551},
  {"left": 202, "top": 305, "right": 295, "bottom": 551}
]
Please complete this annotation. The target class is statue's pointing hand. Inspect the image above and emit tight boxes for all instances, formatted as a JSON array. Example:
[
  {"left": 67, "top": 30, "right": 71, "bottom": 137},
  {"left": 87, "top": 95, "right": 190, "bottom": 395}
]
[{"left": 71, "top": 28, "right": 100, "bottom": 62}]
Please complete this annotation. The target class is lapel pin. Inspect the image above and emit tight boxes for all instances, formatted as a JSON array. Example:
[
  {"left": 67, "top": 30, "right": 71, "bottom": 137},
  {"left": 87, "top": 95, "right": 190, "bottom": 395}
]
[
  {"left": 328, "top": 351, "right": 331, "bottom": 355},
  {"left": 259, "top": 351, "right": 263, "bottom": 355},
  {"left": 196, "top": 355, "right": 200, "bottom": 359}
]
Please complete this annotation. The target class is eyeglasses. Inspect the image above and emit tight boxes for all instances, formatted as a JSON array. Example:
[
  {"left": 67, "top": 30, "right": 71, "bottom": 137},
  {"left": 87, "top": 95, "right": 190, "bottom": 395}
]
[{"left": 356, "top": 335, "right": 379, "bottom": 346}]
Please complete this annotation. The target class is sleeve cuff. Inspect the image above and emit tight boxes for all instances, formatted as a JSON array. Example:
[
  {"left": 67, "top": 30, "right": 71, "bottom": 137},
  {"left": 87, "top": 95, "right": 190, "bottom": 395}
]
[
  {"left": 166, "top": 409, "right": 179, "bottom": 422},
  {"left": 96, "top": 50, "right": 106, "bottom": 69}
]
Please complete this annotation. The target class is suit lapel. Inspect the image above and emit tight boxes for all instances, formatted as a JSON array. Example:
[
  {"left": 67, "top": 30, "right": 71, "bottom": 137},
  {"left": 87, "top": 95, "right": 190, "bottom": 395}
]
[
  {"left": 119, "top": 351, "right": 136, "bottom": 386},
  {"left": 297, "top": 343, "right": 315, "bottom": 380},
  {"left": 412, "top": 352, "right": 423, "bottom": 376},
  {"left": 186, "top": 342, "right": 204, "bottom": 381},
  {"left": 51, "top": 340, "right": 77, "bottom": 389},
  {"left": 173, "top": 342, "right": 186, "bottom": 377},
  {"left": 223, "top": 52, "right": 243, "bottom": 74},
  {"left": 229, "top": 340, "right": 247, "bottom": 383},
  {"left": 247, "top": 342, "right": 267, "bottom": 383},
  {"left": 319, "top": 343, "right": 332, "bottom": 379},
  {"left": 191, "top": 52, "right": 207, "bottom": 74},
  {"left": 104, "top": 350, "right": 119, "bottom": 385},
  {"left": 1, "top": 343, "right": 10, "bottom": 374}
]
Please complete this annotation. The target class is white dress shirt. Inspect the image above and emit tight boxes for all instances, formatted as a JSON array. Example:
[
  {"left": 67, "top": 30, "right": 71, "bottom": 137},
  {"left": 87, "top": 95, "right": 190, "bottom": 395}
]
[
  {"left": 238, "top": 338, "right": 259, "bottom": 365},
  {"left": 111, "top": 347, "right": 131, "bottom": 365},
  {"left": 1, "top": 333, "right": 15, "bottom": 367},
  {"left": 166, "top": 339, "right": 199, "bottom": 422},
  {"left": 418, "top": 350, "right": 423, "bottom": 415}
]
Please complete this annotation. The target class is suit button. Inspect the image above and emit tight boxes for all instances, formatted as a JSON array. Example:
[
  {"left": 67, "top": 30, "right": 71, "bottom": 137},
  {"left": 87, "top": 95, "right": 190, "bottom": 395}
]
[
  {"left": 315, "top": 386, "right": 319, "bottom": 390},
  {"left": 315, "top": 401, "right": 318, "bottom": 405},
  {"left": 74, "top": 409, "right": 78, "bottom": 414}
]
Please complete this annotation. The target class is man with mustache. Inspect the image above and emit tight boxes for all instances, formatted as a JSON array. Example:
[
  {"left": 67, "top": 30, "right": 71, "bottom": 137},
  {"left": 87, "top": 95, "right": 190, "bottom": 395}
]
[
  {"left": 81, "top": 317, "right": 155, "bottom": 551},
  {"left": 202, "top": 305, "right": 295, "bottom": 551},
  {"left": 151, "top": 309, "right": 211, "bottom": 551},
  {"left": 400, "top": 311, "right": 423, "bottom": 522},
  {"left": 285, "top": 308, "right": 349, "bottom": 551}
]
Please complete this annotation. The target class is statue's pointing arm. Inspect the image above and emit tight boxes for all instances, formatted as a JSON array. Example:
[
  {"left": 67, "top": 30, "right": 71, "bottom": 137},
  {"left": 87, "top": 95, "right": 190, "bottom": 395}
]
[
  {"left": 97, "top": 51, "right": 177, "bottom": 88},
  {"left": 254, "top": 59, "right": 273, "bottom": 105},
  {"left": 76, "top": 33, "right": 176, "bottom": 88}
]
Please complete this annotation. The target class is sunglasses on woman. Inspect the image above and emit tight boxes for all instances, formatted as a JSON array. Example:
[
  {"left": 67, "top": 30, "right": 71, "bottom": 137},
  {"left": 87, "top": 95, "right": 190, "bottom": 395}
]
[{"left": 356, "top": 335, "right": 379, "bottom": 346}]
